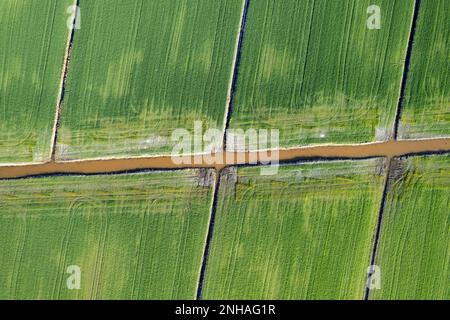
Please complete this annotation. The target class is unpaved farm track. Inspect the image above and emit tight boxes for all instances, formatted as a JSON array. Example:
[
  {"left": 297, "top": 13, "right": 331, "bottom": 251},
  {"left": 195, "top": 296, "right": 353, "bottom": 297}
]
[{"left": 0, "top": 138, "right": 448, "bottom": 179}]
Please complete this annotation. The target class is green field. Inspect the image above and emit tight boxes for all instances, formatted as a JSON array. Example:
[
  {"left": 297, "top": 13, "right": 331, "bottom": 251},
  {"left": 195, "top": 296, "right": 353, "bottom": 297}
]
[
  {"left": 1, "top": 0, "right": 449, "bottom": 302},
  {"left": 228, "top": 0, "right": 414, "bottom": 150},
  {"left": 398, "top": 0, "right": 450, "bottom": 139},
  {"left": 56, "top": 0, "right": 243, "bottom": 160},
  {"left": 370, "top": 155, "right": 450, "bottom": 300},
  {"left": 0, "top": 0, "right": 72, "bottom": 163},
  {"left": 0, "top": 170, "right": 214, "bottom": 299},
  {"left": 203, "top": 160, "right": 385, "bottom": 299}
]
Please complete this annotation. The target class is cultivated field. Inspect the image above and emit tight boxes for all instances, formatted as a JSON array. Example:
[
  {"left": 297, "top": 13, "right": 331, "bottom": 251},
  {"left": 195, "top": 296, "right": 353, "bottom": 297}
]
[
  {"left": 203, "top": 160, "right": 385, "bottom": 299},
  {"left": 0, "top": 0, "right": 449, "bottom": 302},
  {"left": 56, "top": 0, "right": 243, "bottom": 160},
  {"left": 228, "top": 0, "right": 414, "bottom": 150},
  {"left": 0, "top": 170, "right": 214, "bottom": 299},
  {"left": 371, "top": 154, "right": 449, "bottom": 300},
  {"left": 398, "top": 0, "right": 450, "bottom": 139},
  {"left": 0, "top": 0, "right": 71, "bottom": 163}
]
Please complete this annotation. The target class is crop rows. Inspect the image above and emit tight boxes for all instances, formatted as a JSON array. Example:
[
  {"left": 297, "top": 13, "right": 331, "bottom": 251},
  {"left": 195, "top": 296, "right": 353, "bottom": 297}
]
[
  {"left": 0, "top": 0, "right": 72, "bottom": 163},
  {"left": 229, "top": 0, "right": 414, "bottom": 149},
  {"left": 0, "top": 155, "right": 448, "bottom": 299},
  {"left": 398, "top": 0, "right": 450, "bottom": 139},
  {"left": 0, "top": 0, "right": 448, "bottom": 300},
  {"left": 0, "top": 170, "right": 214, "bottom": 299},
  {"left": 57, "top": 0, "right": 243, "bottom": 160},
  {"left": 203, "top": 160, "right": 385, "bottom": 299},
  {"left": 0, "top": 0, "right": 448, "bottom": 163},
  {"left": 371, "top": 155, "right": 450, "bottom": 299}
]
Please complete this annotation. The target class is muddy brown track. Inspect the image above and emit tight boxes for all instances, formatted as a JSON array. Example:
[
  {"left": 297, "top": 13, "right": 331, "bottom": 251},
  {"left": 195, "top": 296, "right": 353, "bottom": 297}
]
[{"left": 0, "top": 138, "right": 448, "bottom": 179}]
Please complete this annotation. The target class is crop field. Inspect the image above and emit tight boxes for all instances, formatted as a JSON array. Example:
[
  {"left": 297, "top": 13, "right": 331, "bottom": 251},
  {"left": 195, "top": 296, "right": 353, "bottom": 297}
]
[
  {"left": 370, "top": 155, "right": 449, "bottom": 300},
  {"left": 228, "top": 0, "right": 414, "bottom": 150},
  {"left": 0, "top": 0, "right": 72, "bottom": 163},
  {"left": 0, "top": 0, "right": 449, "bottom": 304},
  {"left": 398, "top": 0, "right": 450, "bottom": 139},
  {"left": 56, "top": 0, "right": 243, "bottom": 160},
  {"left": 0, "top": 170, "right": 214, "bottom": 299},
  {"left": 202, "top": 160, "right": 386, "bottom": 299}
]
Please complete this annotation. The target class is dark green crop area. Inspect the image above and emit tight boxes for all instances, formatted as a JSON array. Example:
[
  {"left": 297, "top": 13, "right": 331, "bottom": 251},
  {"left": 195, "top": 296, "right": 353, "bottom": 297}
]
[
  {"left": 228, "top": 0, "right": 414, "bottom": 150},
  {"left": 370, "top": 154, "right": 450, "bottom": 300},
  {"left": 57, "top": 0, "right": 243, "bottom": 160},
  {"left": 0, "top": 0, "right": 71, "bottom": 163},
  {"left": 203, "top": 160, "right": 385, "bottom": 299},
  {"left": 399, "top": 0, "right": 450, "bottom": 139},
  {"left": 0, "top": 170, "right": 214, "bottom": 299}
]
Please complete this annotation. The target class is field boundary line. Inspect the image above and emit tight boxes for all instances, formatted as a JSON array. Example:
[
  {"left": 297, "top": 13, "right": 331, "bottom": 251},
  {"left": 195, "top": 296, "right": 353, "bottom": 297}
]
[
  {"left": 364, "top": 0, "right": 423, "bottom": 299},
  {"left": 195, "top": 0, "right": 251, "bottom": 298},
  {"left": 50, "top": 0, "right": 80, "bottom": 161},
  {"left": 364, "top": 158, "right": 393, "bottom": 300},
  {"left": 196, "top": 171, "right": 221, "bottom": 300},
  {"left": 393, "top": 0, "right": 422, "bottom": 139},
  {"left": 0, "top": 138, "right": 449, "bottom": 179},
  {"left": 222, "top": 0, "right": 251, "bottom": 150}
]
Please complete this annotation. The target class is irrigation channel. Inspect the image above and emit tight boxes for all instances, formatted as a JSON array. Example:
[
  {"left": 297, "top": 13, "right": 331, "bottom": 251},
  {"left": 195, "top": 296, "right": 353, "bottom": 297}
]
[{"left": 0, "top": 138, "right": 448, "bottom": 179}]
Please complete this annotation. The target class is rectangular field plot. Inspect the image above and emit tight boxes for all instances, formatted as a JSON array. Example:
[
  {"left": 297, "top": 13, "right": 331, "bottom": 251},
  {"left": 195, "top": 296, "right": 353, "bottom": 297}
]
[
  {"left": 228, "top": 0, "right": 414, "bottom": 150},
  {"left": 370, "top": 155, "right": 450, "bottom": 300},
  {"left": 57, "top": 0, "right": 243, "bottom": 160},
  {"left": 398, "top": 0, "right": 450, "bottom": 139},
  {"left": 203, "top": 160, "right": 386, "bottom": 299},
  {"left": 0, "top": 170, "right": 214, "bottom": 299},
  {"left": 0, "top": 0, "right": 72, "bottom": 163}
]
